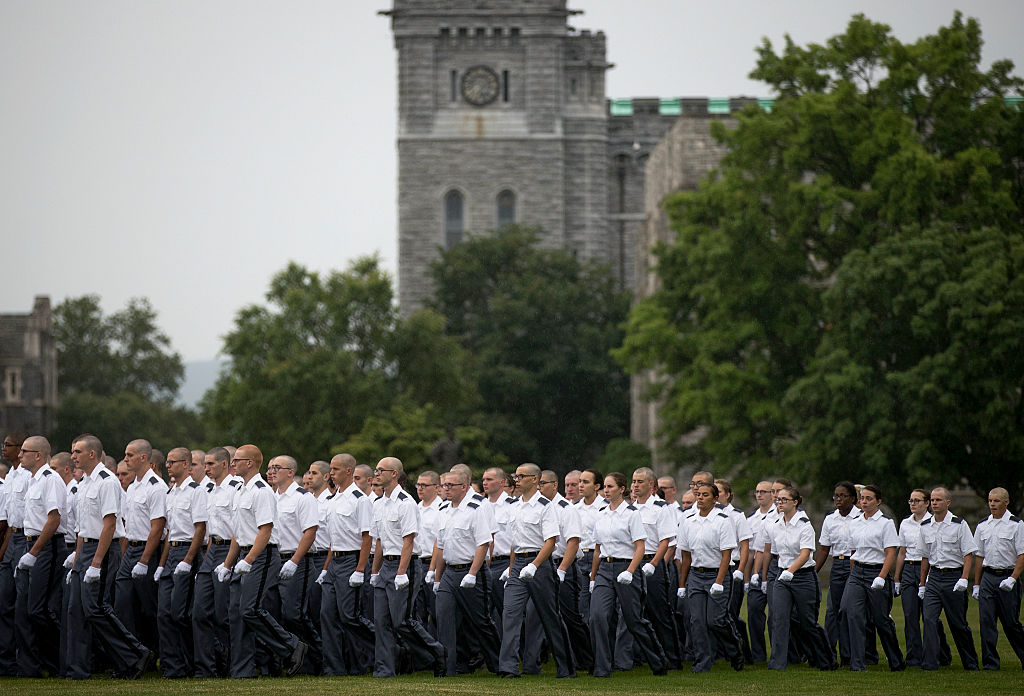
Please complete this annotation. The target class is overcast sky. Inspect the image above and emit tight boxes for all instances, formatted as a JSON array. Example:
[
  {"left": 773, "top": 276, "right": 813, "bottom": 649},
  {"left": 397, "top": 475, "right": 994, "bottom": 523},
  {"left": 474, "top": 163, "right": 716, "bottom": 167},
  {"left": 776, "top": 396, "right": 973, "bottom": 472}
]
[{"left": 3, "top": 1, "right": 1022, "bottom": 361}]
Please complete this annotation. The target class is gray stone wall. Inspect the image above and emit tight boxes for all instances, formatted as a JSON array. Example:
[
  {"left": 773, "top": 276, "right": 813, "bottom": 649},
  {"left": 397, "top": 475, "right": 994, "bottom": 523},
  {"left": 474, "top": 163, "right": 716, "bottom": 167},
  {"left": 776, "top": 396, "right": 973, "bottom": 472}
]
[{"left": 0, "top": 296, "right": 57, "bottom": 437}]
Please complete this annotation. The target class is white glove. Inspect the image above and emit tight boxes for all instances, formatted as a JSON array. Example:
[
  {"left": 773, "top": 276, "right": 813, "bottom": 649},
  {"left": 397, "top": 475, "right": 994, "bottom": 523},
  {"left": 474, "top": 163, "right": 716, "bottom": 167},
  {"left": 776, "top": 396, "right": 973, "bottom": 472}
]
[
  {"left": 64, "top": 553, "right": 76, "bottom": 570},
  {"left": 749, "top": 573, "right": 760, "bottom": 588},
  {"left": 349, "top": 570, "right": 364, "bottom": 587},
  {"left": 710, "top": 582, "right": 724, "bottom": 595},
  {"left": 870, "top": 576, "right": 885, "bottom": 591},
  {"left": 918, "top": 585, "right": 926, "bottom": 599},
  {"left": 953, "top": 578, "right": 968, "bottom": 592},
  {"left": 370, "top": 573, "right": 382, "bottom": 587},
  {"left": 556, "top": 568, "right": 566, "bottom": 582},
  {"left": 676, "top": 587, "right": 686, "bottom": 598},
  {"left": 215, "top": 564, "right": 231, "bottom": 583},
  {"left": 84, "top": 566, "right": 102, "bottom": 584},
  {"left": 971, "top": 584, "right": 980, "bottom": 600},
  {"left": 394, "top": 573, "right": 410, "bottom": 590},
  {"left": 589, "top": 580, "right": 595, "bottom": 592},
  {"left": 616, "top": 570, "right": 633, "bottom": 585},
  {"left": 153, "top": 566, "right": 165, "bottom": 582},
  {"left": 235, "top": 559, "right": 252, "bottom": 575},
  {"left": 279, "top": 560, "right": 298, "bottom": 580},
  {"left": 744, "top": 582, "right": 750, "bottom": 594},
  {"left": 1000, "top": 577, "right": 1016, "bottom": 592},
  {"left": 894, "top": 581, "right": 901, "bottom": 596},
  {"left": 66, "top": 569, "right": 74, "bottom": 585},
  {"left": 732, "top": 569, "right": 744, "bottom": 582},
  {"left": 174, "top": 561, "right": 191, "bottom": 576},
  {"left": 641, "top": 562, "right": 656, "bottom": 577},
  {"left": 432, "top": 581, "right": 440, "bottom": 593},
  {"left": 460, "top": 573, "right": 477, "bottom": 588},
  {"left": 499, "top": 567, "right": 510, "bottom": 582},
  {"left": 316, "top": 570, "right": 327, "bottom": 585},
  {"left": 17, "top": 553, "right": 36, "bottom": 571},
  {"left": 424, "top": 570, "right": 435, "bottom": 584},
  {"left": 131, "top": 562, "right": 148, "bottom": 578},
  {"left": 519, "top": 563, "right": 537, "bottom": 581},
  {"left": 779, "top": 570, "right": 794, "bottom": 582}
]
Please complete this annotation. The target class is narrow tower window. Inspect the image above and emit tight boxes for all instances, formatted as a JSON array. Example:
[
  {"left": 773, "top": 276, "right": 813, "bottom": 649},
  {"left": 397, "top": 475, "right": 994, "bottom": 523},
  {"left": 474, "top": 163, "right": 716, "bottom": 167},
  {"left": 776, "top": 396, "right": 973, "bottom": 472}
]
[
  {"left": 497, "top": 189, "right": 516, "bottom": 226},
  {"left": 445, "top": 190, "right": 464, "bottom": 248}
]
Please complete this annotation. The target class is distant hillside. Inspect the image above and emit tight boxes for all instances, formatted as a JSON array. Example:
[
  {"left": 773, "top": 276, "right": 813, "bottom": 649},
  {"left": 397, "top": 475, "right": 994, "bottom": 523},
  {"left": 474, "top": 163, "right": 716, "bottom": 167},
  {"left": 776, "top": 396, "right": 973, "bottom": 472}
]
[{"left": 178, "top": 359, "right": 227, "bottom": 409}]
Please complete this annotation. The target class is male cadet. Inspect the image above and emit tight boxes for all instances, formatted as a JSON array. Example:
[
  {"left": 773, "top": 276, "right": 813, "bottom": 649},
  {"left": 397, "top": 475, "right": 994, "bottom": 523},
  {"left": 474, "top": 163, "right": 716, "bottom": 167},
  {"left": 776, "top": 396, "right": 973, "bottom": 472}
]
[
  {"left": 268, "top": 455, "right": 321, "bottom": 673},
  {"left": 497, "top": 463, "right": 575, "bottom": 679},
  {"left": 629, "top": 467, "right": 680, "bottom": 669},
  {"left": 919, "top": 486, "right": 979, "bottom": 670},
  {"left": 745, "top": 480, "right": 776, "bottom": 662},
  {"left": 413, "top": 470, "right": 443, "bottom": 633},
  {"left": 482, "top": 466, "right": 513, "bottom": 631},
  {"left": 52, "top": 451, "right": 77, "bottom": 677},
  {"left": 716, "top": 478, "right": 754, "bottom": 663},
  {"left": 526, "top": 469, "right": 592, "bottom": 673},
  {"left": 66, "top": 434, "right": 152, "bottom": 680},
  {"left": 116, "top": 460, "right": 133, "bottom": 491},
  {"left": 115, "top": 438, "right": 167, "bottom": 656},
  {"left": 320, "top": 453, "right": 376, "bottom": 676},
  {"left": 155, "top": 447, "right": 207, "bottom": 678},
  {"left": 575, "top": 468, "right": 606, "bottom": 622},
  {"left": 0, "top": 433, "right": 29, "bottom": 676},
  {"left": 353, "top": 464, "right": 373, "bottom": 495},
  {"left": 190, "top": 450, "right": 208, "bottom": 486},
  {"left": 369, "top": 457, "right": 446, "bottom": 677},
  {"left": 304, "top": 460, "right": 332, "bottom": 647},
  {"left": 15, "top": 436, "right": 67, "bottom": 676},
  {"left": 221, "top": 445, "right": 308, "bottom": 678},
  {"left": 433, "top": 469, "right": 500, "bottom": 675},
  {"left": 193, "top": 447, "right": 239, "bottom": 677},
  {"left": 972, "top": 487, "right": 1024, "bottom": 669},
  {"left": 564, "top": 470, "right": 582, "bottom": 504}
]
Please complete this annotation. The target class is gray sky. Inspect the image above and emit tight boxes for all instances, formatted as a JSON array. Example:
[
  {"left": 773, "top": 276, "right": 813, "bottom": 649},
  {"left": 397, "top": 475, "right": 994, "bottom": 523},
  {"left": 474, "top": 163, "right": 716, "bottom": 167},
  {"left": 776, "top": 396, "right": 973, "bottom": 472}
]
[{"left": 3, "top": 1, "right": 1022, "bottom": 361}]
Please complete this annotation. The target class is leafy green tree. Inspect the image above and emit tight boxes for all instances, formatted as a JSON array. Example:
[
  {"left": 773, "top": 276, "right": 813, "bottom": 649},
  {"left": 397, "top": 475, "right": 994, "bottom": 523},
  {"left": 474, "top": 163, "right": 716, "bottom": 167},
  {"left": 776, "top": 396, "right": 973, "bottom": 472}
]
[
  {"left": 617, "top": 13, "right": 1023, "bottom": 503},
  {"left": 431, "top": 225, "right": 631, "bottom": 471},
  {"left": 594, "top": 438, "right": 652, "bottom": 476}
]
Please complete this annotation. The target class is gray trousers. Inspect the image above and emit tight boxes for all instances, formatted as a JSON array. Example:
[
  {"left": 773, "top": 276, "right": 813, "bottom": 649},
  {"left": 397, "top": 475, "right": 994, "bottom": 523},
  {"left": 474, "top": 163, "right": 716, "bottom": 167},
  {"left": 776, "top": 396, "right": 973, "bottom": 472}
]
[
  {"left": 685, "top": 568, "right": 742, "bottom": 672},
  {"left": 372, "top": 557, "right": 444, "bottom": 677},
  {"left": 15, "top": 536, "right": 65, "bottom": 676},
  {"left": 922, "top": 568, "right": 978, "bottom": 670},
  {"left": 590, "top": 559, "right": 666, "bottom": 676},
  {"left": 488, "top": 555, "right": 508, "bottom": 635},
  {"left": 646, "top": 561, "right": 681, "bottom": 668},
  {"left": 278, "top": 551, "right": 322, "bottom": 673},
  {"left": 499, "top": 555, "right": 575, "bottom": 678},
  {"left": 770, "top": 568, "right": 835, "bottom": 670},
  {"left": 66, "top": 541, "right": 148, "bottom": 679},
  {"left": 435, "top": 563, "right": 500, "bottom": 675},
  {"left": 192, "top": 542, "right": 231, "bottom": 677},
  {"left": 114, "top": 544, "right": 160, "bottom": 651},
  {"left": 746, "top": 584, "right": 768, "bottom": 662},
  {"left": 0, "top": 530, "right": 26, "bottom": 675},
  {"left": 320, "top": 551, "right": 375, "bottom": 675},
  {"left": 228, "top": 545, "right": 300, "bottom": 678},
  {"left": 157, "top": 545, "right": 196, "bottom": 677},
  {"left": 576, "top": 551, "right": 594, "bottom": 623},
  {"left": 838, "top": 564, "right": 903, "bottom": 671},
  {"left": 978, "top": 569, "right": 1024, "bottom": 669},
  {"left": 899, "top": 561, "right": 950, "bottom": 666},
  {"left": 523, "top": 557, "right": 594, "bottom": 673}
]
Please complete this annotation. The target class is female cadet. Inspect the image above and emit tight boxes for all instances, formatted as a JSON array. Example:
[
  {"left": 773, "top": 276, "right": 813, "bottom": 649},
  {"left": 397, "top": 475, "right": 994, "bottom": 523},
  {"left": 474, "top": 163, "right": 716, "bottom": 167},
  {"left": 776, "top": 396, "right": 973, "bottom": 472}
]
[
  {"left": 767, "top": 486, "right": 836, "bottom": 670},
  {"left": 677, "top": 481, "right": 745, "bottom": 672},
  {"left": 589, "top": 472, "right": 667, "bottom": 677},
  {"left": 813, "top": 481, "right": 861, "bottom": 665},
  {"left": 839, "top": 484, "right": 906, "bottom": 672}
]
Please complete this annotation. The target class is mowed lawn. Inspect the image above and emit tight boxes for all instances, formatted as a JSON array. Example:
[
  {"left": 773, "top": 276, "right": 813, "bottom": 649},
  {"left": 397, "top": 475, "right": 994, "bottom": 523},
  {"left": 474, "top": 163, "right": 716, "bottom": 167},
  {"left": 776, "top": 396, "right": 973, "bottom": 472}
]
[{"left": 5, "top": 597, "right": 1021, "bottom": 696}]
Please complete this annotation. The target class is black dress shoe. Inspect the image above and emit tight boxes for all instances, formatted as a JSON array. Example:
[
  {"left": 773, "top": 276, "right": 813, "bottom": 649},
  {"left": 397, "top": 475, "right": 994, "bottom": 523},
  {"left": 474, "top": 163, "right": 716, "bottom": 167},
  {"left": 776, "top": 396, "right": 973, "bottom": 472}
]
[
  {"left": 433, "top": 646, "right": 448, "bottom": 677},
  {"left": 126, "top": 650, "right": 155, "bottom": 680},
  {"left": 286, "top": 642, "right": 309, "bottom": 677},
  {"left": 500, "top": 672, "right": 520, "bottom": 678}
]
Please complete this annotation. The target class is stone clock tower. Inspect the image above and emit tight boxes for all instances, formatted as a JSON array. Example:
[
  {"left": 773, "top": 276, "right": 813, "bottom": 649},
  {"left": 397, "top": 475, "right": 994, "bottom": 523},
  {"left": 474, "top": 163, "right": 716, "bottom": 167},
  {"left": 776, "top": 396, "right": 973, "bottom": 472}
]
[{"left": 381, "top": 0, "right": 611, "bottom": 311}]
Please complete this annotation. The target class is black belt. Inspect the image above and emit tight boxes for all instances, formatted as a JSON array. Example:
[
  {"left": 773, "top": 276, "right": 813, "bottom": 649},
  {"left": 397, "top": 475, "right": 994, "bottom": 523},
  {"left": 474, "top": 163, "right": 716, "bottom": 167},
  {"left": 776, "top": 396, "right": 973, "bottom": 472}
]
[
  {"left": 239, "top": 543, "right": 277, "bottom": 554},
  {"left": 551, "top": 556, "right": 563, "bottom": 566},
  {"left": 771, "top": 553, "right": 779, "bottom": 559},
  {"left": 127, "top": 540, "right": 146, "bottom": 547},
  {"left": 80, "top": 537, "right": 100, "bottom": 543},
  {"left": 169, "top": 541, "right": 190, "bottom": 547},
  {"left": 984, "top": 567, "right": 1014, "bottom": 577},
  {"left": 9, "top": 527, "right": 22, "bottom": 534},
  {"left": 491, "top": 554, "right": 510, "bottom": 563},
  {"left": 449, "top": 562, "right": 472, "bottom": 570},
  {"left": 332, "top": 549, "right": 359, "bottom": 558},
  {"left": 581, "top": 548, "right": 594, "bottom": 553},
  {"left": 934, "top": 566, "right": 964, "bottom": 573},
  {"left": 854, "top": 561, "right": 883, "bottom": 569},
  {"left": 517, "top": 549, "right": 540, "bottom": 556},
  {"left": 280, "top": 551, "right": 296, "bottom": 560},
  {"left": 835, "top": 554, "right": 850, "bottom": 561},
  {"left": 66, "top": 542, "right": 77, "bottom": 549},
  {"left": 383, "top": 554, "right": 401, "bottom": 561},
  {"left": 602, "top": 557, "right": 632, "bottom": 563},
  {"left": 905, "top": 560, "right": 922, "bottom": 566},
  {"left": 25, "top": 535, "right": 38, "bottom": 543},
  {"left": 419, "top": 555, "right": 432, "bottom": 562},
  {"left": 210, "top": 537, "right": 230, "bottom": 546},
  {"left": 692, "top": 566, "right": 719, "bottom": 573},
  {"left": 641, "top": 553, "right": 655, "bottom": 561},
  {"left": 308, "top": 549, "right": 328, "bottom": 557}
]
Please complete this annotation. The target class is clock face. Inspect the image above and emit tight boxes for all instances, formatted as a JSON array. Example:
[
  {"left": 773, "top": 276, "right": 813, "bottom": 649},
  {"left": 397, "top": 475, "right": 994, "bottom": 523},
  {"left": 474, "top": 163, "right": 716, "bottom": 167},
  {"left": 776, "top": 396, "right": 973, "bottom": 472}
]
[{"left": 461, "top": 65, "right": 500, "bottom": 106}]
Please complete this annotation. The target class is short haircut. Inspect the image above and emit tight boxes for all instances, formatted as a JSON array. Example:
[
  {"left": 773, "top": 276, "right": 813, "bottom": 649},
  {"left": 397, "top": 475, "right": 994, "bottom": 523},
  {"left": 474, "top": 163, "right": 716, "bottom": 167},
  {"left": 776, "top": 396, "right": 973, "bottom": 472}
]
[
  {"left": 419, "top": 470, "right": 440, "bottom": 485},
  {"left": 633, "top": 467, "right": 656, "bottom": 483},
  {"left": 207, "top": 446, "right": 229, "bottom": 464},
  {"left": 73, "top": 434, "right": 103, "bottom": 459},
  {"left": 128, "top": 439, "right": 153, "bottom": 458},
  {"left": 273, "top": 455, "right": 298, "bottom": 471},
  {"left": 860, "top": 484, "right": 883, "bottom": 501},
  {"left": 714, "top": 478, "right": 732, "bottom": 497},
  {"left": 695, "top": 481, "right": 720, "bottom": 499},
  {"left": 692, "top": 470, "right": 714, "bottom": 484},
  {"left": 773, "top": 477, "right": 793, "bottom": 488},
  {"left": 931, "top": 486, "right": 951, "bottom": 501},
  {"left": 309, "top": 460, "right": 330, "bottom": 476},
  {"left": 835, "top": 480, "right": 857, "bottom": 498},
  {"left": 517, "top": 463, "right": 541, "bottom": 477}
]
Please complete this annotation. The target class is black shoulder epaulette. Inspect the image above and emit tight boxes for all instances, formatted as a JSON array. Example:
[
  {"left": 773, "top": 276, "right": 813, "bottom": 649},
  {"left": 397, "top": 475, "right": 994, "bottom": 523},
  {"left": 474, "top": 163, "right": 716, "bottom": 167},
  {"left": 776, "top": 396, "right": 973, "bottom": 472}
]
[
  {"left": 558, "top": 499, "right": 569, "bottom": 508},
  {"left": 397, "top": 491, "right": 408, "bottom": 501},
  {"left": 537, "top": 497, "right": 549, "bottom": 506},
  {"left": 254, "top": 480, "right": 266, "bottom": 489},
  {"left": 98, "top": 470, "right": 110, "bottom": 479},
  {"left": 732, "top": 506, "right": 744, "bottom": 514},
  {"left": 718, "top": 512, "right": 729, "bottom": 519},
  {"left": 882, "top": 513, "right": 891, "bottom": 519},
  {"left": 714, "top": 502, "right": 725, "bottom": 509},
  {"left": 326, "top": 492, "right": 336, "bottom": 500},
  {"left": 506, "top": 497, "right": 517, "bottom": 504},
  {"left": 798, "top": 516, "right": 810, "bottom": 524},
  {"left": 467, "top": 501, "right": 479, "bottom": 509},
  {"left": 149, "top": 477, "right": 160, "bottom": 485},
  {"left": 71, "top": 486, "right": 78, "bottom": 494},
  {"left": 920, "top": 518, "right": 930, "bottom": 525},
  {"left": 296, "top": 486, "right": 309, "bottom": 494},
  {"left": 654, "top": 499, "right": 667, "bottom": 507},
  {"left": 599, "top": 506, "right": 608, "bottom": 512},
  {"left": 440, "top": 502, "right": 450, "bottom": 510},
  {"left": 1012, "top": 516, "right": 1021, "bottom": 523},
  {"left": 42, "top": 469, "right": 52, "bottom": 476},
  {"left": 472, "top": 492, "right": 484, "bottom": 501},
  {"left": 374, "top": 494, "right": 382, "bottom": 501},
  {"left": 951, "top": 516, "right": 962, "bottom": 525},
  {"left": 166, "top": 487, "right": 172, "bottom": 495},
  {"left": 229, "top": 479, "right": 241, "bottom": 488},
  {"left": 352, "top": 489, "right": 364, "bottom": 498},
  {"left": 188, "top": 481, "right": 199, "bottom": 488},
  {"left": 206, "top": 482, "right": 215, "bottom": 492},
  {"left": 626, "top": 504, "right": 637, "bottom": 511}
]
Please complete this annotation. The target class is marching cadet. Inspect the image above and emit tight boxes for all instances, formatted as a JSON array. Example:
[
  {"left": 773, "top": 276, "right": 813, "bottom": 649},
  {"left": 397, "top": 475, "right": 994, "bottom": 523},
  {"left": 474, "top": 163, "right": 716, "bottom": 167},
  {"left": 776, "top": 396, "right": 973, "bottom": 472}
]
[
  {"left": 745, "top": 481, "right": 776, "bottom": 662},
  {"left": 574, "top": 468, "right": 606, "bottom": 623},
  {"left": 156, "top": 447, "right": 208, "bottom": 678},
  {"left": 413, "top": 469, "right": 443, "bottom": 634},
  {"left": 814, "top": 481, "right": 862, "bottom": 665},
  {"left": 482, "top": 466, "right": 513, "bottom": 632},
  {"left": 0, "top": 433, "right": 30, "bottom": 676},
  {"left": 919, "top": 486, "right": 979, "bottom": 671},
  {"left": 716, "top": 478, "right": 754, "bottom": 664},
  {"left": 972, "top": 487, "right": 1024, "bottom": 669}
]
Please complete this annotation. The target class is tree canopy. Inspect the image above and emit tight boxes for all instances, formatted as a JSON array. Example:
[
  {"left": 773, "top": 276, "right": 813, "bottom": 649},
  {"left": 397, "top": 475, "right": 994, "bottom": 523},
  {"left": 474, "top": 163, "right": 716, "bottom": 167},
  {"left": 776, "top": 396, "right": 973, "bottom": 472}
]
[{"left": 616, "top": 13, "right": 1024, "bottom": 504}]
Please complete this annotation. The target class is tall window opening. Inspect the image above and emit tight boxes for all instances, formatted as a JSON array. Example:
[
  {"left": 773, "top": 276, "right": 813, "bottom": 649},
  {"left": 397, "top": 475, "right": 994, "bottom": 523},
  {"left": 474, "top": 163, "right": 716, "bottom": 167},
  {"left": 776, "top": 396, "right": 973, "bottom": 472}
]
[
  {"left": 497, "top": 189, "right": 516, "bottom": 226},
  {"left": 445, "top": 190, "right": 464, "bottom": 248}
]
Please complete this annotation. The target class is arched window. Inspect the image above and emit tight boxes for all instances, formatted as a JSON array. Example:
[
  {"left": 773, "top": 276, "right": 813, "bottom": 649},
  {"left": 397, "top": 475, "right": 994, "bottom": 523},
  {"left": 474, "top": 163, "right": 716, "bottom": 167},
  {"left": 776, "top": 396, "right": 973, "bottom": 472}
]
[
  {"left": 444, "top": 190, "right": 464, "bottom": 248},
  {"left": 496, "top": 189, "right": 516, "bottom": 226}
]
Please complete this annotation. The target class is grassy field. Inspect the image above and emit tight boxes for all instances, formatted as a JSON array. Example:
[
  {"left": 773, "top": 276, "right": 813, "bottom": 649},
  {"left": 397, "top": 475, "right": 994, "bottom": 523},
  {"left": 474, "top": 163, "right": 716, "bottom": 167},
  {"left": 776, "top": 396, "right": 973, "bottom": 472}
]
[{"left": 4, "top": 595, "right": 1021, "bottom": 695}]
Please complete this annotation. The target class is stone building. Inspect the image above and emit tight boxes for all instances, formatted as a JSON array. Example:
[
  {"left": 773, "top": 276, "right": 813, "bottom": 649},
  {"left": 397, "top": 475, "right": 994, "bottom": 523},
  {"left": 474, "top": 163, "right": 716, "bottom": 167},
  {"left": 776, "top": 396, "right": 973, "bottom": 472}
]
[{"left": 0, "top": 296, "right": 58, "bottom": 438}]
